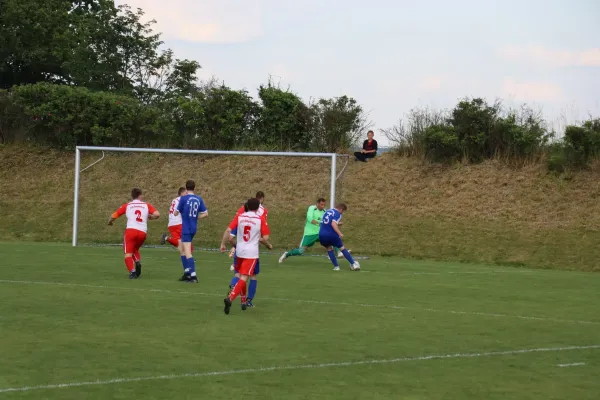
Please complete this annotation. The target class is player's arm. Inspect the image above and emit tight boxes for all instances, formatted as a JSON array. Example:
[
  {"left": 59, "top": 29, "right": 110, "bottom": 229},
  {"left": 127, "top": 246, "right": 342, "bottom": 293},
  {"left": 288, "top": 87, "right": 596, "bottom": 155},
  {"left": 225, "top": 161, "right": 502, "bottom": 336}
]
[
  {"left": 221, "top": 216, "right": 238, "bottom": 252},
  {"left": 331, "top": 220, "right": 343, "bottom": 238},
  {"left": 108, "top": 204, "right": 126, "bottom": 225},
  {"left": 198, "top": 200, "right": 208, "bottom": 219},
  {"left": 259, "top": 217, "right": 273, "bottom": 249},
  {"left": 220, "top": 228, "right": 232, "bottom": 252},
  {"left": 259, "top": 235, "right": 273, "bottom": 250},
  {"left": 307, "top": 206, "right": 319, "bottom": 225},
  {"left": 148, "top": 204, "right": 160, "bottom": 220}
]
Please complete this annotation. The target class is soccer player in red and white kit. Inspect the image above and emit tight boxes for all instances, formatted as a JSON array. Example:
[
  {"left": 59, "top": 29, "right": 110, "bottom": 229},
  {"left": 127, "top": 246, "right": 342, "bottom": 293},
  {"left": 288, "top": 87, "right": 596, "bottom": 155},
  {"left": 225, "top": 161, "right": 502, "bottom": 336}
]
[
  {"left": 161, "top": 186, "right": 186, "bottom": 248},
  {"left": 220, "top": 197, "right": 272, "bottom": 314},
  {"left": 108, "top": 188, "right": 160, "bottom": 279}
]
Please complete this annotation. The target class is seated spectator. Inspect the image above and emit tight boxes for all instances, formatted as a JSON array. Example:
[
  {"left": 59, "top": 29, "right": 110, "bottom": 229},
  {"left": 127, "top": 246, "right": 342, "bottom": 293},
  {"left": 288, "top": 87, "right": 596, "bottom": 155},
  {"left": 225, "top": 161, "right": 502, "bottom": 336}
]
[{"left": 354, "top": 130, "right": 378, "bottom": 162}]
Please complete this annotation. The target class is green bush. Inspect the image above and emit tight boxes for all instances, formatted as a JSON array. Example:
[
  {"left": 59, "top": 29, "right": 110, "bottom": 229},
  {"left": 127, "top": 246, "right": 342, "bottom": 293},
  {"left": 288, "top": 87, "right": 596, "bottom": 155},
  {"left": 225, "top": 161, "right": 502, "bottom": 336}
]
[
  {"left": 407, "top": 98, "right": 550, "bottom": 164},
  {"left": 8, "top": 83, "right": 163, "bottom": 148},
  {"left": 423, "top": 125, "right": 461, "bottom": 162}
]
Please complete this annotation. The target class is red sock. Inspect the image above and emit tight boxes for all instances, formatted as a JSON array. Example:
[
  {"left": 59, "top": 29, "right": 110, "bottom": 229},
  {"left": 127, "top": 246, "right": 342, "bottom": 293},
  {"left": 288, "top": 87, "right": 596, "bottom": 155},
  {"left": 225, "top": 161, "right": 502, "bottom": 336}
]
[
  {"left": 241, "top": 282, "right": 247, "bottom": 304},
  {"left": 132, "top": 251, "right": 140, "bottom": 263},
  {"left": 229, "top": 280, "right": 246, "bottom": 301},
  {"left": 125, "top": 257, "right": 135, "bottom": 272},
  {"left": 167, "top": 237, "right": 178, "bottom": 247}
]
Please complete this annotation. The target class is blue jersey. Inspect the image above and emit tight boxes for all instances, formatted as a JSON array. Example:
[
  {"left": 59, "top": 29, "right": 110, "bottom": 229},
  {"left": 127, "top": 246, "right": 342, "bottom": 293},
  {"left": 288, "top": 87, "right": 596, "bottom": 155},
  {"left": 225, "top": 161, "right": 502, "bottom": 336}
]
[
  {"left": 319, "top": 209, "right": 342, "bottom": 237},
  {"left": 177, "top": 194, "right": 207, "bottom": 235}
]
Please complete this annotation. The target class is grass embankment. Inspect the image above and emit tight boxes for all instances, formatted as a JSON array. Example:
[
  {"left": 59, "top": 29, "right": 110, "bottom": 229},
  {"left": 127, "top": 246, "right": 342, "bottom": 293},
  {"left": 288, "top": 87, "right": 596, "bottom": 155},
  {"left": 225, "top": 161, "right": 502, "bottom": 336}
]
[{"left": 1, "top": 145, "right": 599, "bottom": 271}]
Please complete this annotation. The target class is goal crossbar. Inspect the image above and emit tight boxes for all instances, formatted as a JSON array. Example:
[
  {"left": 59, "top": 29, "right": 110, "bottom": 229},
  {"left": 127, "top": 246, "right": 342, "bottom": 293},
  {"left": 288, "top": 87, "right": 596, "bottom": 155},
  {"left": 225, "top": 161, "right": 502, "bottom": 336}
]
[{"left": 72, "top": 146, "right": 339, "bottom": 247}]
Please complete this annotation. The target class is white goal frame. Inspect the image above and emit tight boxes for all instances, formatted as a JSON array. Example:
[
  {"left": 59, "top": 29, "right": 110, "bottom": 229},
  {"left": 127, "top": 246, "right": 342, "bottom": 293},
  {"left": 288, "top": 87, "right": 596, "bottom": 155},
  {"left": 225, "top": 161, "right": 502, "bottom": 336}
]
[{"left": 72, "top": 146, "right": 341, "bottom": 247}]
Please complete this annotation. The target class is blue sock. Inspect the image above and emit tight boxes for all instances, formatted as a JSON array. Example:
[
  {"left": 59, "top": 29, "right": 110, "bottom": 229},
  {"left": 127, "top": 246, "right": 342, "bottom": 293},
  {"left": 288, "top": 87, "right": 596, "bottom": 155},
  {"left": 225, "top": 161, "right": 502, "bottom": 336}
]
[
  {"left": 248, "top": 279, "right": 257, "bottom": 299},
  {"left": 230, "top": 276, "right": 240, "bottom": 288},
  {"left": 342, "top": 249, "right": 355, "bottom": 265},
  {"left": 186, "top": 257, "right": 196, "bottom": 277},
  {"left": 327, "top": 250, "right": 339, "bottom": 267},
  {"left": 180, "top": 256, "right": 188, "bottom": 273}
]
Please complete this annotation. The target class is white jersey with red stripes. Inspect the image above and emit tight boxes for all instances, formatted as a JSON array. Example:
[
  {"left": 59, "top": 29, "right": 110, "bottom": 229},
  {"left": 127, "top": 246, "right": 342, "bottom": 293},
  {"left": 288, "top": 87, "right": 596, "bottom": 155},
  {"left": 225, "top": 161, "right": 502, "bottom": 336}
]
[
  {"left": 228, "top": 211, "right": 270, "bottom": 259},
  {"left": 168, "top": 196, "right": 182, "bottom": 227},
  {"left": 113, "top": 199, "right": 157, "bottom": 233}
]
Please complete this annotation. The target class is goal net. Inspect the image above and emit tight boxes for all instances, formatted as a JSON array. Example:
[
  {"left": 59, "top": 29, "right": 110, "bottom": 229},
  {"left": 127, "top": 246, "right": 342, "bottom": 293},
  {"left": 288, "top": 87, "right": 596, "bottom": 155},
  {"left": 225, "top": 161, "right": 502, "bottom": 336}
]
[{"left": 72, "top": 146, "right": 349, "bottom": 253}]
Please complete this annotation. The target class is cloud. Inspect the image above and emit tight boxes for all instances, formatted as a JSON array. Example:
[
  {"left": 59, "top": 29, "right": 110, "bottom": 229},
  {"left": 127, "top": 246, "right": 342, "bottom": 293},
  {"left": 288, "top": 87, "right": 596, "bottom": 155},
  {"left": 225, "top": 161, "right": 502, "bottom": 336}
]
[
  {"left": 116, "top": 0, "right": 263, "bottom": 43},
  {"left": 502, "top": 78, "right": 562, "bottom": 102},
  {"left": 418, "top": 75, "right": 445, "bottom": 92},
  {"left": 499, "top": 46, "right": 600, "bottom": 67}
]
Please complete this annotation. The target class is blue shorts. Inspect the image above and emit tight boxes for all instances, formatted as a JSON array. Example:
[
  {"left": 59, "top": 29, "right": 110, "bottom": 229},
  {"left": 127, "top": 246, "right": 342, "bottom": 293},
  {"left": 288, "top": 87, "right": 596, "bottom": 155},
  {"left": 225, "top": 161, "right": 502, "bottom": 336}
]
[
  {"left": 181, "top": 232, "right": 195, "bottom": 243},
  {"left": 319, "top": 235, "right": 343, "bottom": 249},
  {"left": 230, "top": 228, "right": 237, "bottom": 237}
]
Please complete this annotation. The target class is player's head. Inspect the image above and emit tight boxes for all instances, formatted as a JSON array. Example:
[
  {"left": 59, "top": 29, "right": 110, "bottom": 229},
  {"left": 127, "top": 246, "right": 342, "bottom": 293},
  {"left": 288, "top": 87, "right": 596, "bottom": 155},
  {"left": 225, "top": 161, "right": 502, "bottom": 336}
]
[
  {"left": 131, "top": 187, "right": 143, "bottom": 200},
  {"left": 367, "top": 130, "right": 374, "bottom": 140},
  {"left": 246, "top": 197, "right": 260, "bottom": 212},
  {"left": 316, "top": 197, "right": 326, "bottom": 210},
  {"left": 255, "top": 191, "right": 265, "bottom": 204},
  {"left": 178, "top": 187, "right": 186, "bottom": 196},
  {"left": 185, "top": 180, "right": 195, "bottom": 191},
  {"left": 243, "top": 202, "right": 249, "bottom": 212},
  {"left": 335, "top": 202, "right": 347, "bottom": 213}
]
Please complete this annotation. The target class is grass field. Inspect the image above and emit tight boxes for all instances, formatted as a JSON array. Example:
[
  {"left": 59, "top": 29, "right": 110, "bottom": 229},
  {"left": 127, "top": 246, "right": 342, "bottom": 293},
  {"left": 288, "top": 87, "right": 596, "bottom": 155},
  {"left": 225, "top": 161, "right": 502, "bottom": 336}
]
[{"left": 1, "top": 242, "right": 599, "bottom": 399}]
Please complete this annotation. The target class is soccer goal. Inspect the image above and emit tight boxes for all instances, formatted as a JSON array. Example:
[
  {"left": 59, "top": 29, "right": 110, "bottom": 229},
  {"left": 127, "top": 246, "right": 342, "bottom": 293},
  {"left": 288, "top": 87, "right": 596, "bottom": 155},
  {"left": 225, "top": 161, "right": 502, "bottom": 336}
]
[{"left": 72, "top": 146, "right": 348, "bottom": 248}]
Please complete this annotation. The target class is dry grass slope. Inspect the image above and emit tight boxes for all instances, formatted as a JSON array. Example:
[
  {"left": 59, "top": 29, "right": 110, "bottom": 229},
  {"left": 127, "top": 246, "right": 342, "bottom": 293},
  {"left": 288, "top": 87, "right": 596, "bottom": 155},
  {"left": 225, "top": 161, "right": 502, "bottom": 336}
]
[{"left": 1, "top": 145, "right": 599, "bottom": 271}]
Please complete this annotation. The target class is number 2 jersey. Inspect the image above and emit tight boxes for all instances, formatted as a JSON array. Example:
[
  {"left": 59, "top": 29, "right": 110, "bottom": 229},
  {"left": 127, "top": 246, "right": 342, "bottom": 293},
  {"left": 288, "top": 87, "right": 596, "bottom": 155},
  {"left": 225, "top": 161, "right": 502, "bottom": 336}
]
[
  {"left": 112, "top": 199, "right": 158, "bottom": 233},
  {"left": 228, "top": 211, "right": 270, "bottom": 259},
  {"left": 177, "top": 194, "right": 208, "bottom": 235},
  {"left": 319, "top": 208, "right": 342, "bottom": 238}
]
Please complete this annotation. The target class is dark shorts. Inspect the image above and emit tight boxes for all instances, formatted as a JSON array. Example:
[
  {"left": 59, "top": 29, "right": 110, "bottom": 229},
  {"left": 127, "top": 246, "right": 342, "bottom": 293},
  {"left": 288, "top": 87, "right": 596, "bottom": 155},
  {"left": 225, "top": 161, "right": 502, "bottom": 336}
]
[
  {"left": 181, "top": 232, "right": 195, "bottom": 243},
  {"left": 319, "top": 234, "right": 343, "bottom": 249}
]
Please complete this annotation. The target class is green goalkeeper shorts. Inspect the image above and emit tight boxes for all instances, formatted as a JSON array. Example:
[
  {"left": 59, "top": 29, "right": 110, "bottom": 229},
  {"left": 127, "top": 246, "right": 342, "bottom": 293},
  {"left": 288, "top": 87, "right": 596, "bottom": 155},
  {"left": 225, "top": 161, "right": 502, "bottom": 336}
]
[{"left": 299, "top": 234, "right": 320, "bottom": 248}]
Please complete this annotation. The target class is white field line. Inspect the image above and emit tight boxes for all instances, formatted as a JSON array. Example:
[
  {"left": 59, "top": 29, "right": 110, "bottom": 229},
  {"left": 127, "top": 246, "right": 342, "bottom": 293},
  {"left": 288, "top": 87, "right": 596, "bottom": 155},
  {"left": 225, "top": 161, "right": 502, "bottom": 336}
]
[
  {"left": 0, "top": 345, "right": 598, "bottom": 394},
  {"left": 1, "top": 280, "right": 599, "bottom": 326},
  {"left": 557, "top": 362, "right": 586, "bottom": 367}
]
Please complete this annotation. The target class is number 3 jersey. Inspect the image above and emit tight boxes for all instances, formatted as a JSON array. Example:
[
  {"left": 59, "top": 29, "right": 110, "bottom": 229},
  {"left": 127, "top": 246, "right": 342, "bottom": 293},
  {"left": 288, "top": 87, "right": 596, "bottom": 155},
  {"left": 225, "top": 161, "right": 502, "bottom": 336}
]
[
  {"left": 177, "top": 194, "right": 208, "bottom": 235},
  {"left": 112, "top": 199, "right": 158, "bottom": 233},
  {"left": 228, "top": 211, "right": 270, "bottom": 259},
  {"left": 319, "top": 208, "right": 342, "bottom": 237}
]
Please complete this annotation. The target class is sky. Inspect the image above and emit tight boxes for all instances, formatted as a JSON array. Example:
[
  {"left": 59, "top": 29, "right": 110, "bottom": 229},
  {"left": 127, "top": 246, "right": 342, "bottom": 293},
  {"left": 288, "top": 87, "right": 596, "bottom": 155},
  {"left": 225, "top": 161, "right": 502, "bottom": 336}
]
[{"left": 116, "top": 0, "right": 600, "bottom": 145}]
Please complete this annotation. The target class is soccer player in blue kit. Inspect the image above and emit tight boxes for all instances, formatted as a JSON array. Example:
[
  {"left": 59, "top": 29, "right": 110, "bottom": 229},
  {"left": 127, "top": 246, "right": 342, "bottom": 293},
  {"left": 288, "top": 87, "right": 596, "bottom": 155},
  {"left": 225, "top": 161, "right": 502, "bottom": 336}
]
[
  {"left": 175, "top": 179, "right": 208, "bottom": 283},
  {"left": 319, "top": 203, "right": 360, "bottom": 271}
]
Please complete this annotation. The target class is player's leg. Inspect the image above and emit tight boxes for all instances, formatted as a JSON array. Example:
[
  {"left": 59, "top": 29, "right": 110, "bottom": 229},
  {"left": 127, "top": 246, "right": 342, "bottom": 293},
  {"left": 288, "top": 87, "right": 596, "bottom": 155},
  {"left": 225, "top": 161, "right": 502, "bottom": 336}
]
[
  {"left": 246, "top": 260, "right": 259, "bottom": 307},
  {"left": 228, "top": 228, "right": 237, "bottom": 271},
  {"left": 123, "top": 231, "right": 137, "bottom": 279},
  {"left": 320, "top": 236, "right": 341, "bottom": 271},
  {"left": 181, "top": 234, "right": 198, "bottom": 283},
  {"left": 224, "top": 259, "right": 257, "bottom": 314},
  {"left": 337, "top": 244, "right": 360, "bottom": 271},
  {"left": 279, "top": 235, "right": 317, "bottom": 263},
  {"left": 176, "top": 240, "right": 189, "bottom": 281},
  {"left": 163, "top": 225, "right": 180, "bottom": 247},
  {"left": 229, "top": 253, "right": 241, "bottom": 294}
]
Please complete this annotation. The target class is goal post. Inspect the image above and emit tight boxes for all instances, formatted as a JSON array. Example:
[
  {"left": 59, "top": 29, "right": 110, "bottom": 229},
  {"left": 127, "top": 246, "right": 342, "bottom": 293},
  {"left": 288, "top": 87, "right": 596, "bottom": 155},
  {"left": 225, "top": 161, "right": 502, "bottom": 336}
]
[{"left": 72, "top": 146, "right": 341, "bottom": 247}]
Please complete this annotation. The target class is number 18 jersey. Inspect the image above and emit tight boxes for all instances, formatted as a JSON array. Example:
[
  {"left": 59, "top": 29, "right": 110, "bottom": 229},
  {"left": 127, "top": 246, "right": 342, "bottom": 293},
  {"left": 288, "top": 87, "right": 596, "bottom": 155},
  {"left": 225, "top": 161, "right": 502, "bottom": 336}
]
[{"left": 177, "top": 194, "right": 208, "bottom": 235}]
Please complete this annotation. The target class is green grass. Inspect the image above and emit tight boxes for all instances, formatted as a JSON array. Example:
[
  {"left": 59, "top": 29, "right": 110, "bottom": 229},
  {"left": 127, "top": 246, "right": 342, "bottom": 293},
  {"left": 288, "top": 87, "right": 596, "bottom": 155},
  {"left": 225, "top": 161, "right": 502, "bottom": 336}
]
[{"left": 0, "top": 243, "right": 599, "bottom": 399}]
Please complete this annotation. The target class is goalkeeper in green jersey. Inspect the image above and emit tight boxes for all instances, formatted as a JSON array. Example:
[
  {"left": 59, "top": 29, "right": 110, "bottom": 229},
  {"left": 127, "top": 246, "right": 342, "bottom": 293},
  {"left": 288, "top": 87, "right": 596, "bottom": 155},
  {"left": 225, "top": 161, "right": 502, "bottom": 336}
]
[{"left": 279, "top": 198, "right": 346, "bottom": 263}]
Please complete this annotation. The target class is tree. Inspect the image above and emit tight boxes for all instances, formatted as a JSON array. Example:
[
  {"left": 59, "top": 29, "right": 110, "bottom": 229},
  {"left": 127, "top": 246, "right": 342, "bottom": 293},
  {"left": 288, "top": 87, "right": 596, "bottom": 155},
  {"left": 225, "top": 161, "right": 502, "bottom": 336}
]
[
  {"left": 0, "top": 0, "right": 74, "bottom": 88},
  {"left": 308, "top": 95, "right": 369, "bottom": 152},
  {"left": 256, "top": 83, "right": 310, "bottom": 150},
  {"left": 0, "top": 0, "right": 201, "bottom": 100}
]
